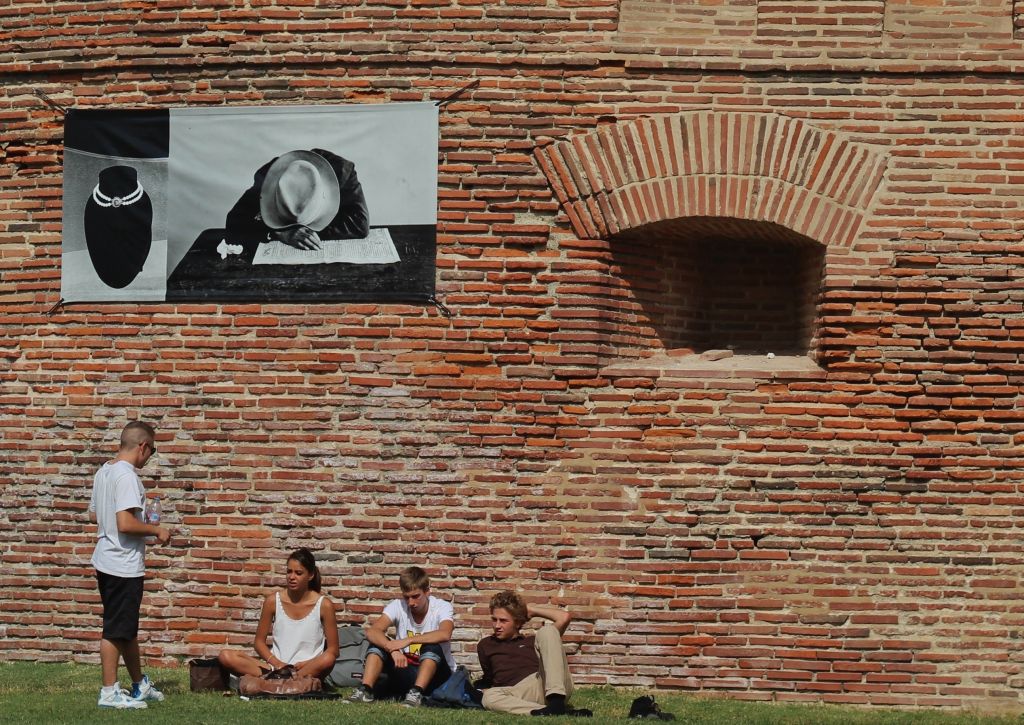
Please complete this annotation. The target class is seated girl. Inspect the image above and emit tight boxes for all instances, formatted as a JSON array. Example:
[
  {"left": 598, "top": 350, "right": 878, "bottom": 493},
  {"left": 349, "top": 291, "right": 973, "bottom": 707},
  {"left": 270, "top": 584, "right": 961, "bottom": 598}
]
[{"left": 219, "top": 548, "right": 339, "bottom": 679}]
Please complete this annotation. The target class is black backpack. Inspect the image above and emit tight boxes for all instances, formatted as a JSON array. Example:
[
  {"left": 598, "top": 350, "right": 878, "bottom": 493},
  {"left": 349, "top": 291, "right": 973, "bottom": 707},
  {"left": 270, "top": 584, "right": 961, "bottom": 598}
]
[{"left": 628, "top": 695, "right": 675, "bottom": 720}]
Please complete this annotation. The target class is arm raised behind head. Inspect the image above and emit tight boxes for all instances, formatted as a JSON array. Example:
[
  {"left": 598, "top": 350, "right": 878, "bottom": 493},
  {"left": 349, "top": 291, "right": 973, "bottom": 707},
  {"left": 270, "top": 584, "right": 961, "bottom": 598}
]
[{"left": 526, "top": 603, "right": 571, "bottom": 635}]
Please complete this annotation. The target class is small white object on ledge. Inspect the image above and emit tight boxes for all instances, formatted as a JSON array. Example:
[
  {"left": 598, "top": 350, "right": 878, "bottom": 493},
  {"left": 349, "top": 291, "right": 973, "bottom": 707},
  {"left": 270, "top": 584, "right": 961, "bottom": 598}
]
[{"left": 216, "top": 239, "right": 244, "bottom": 259}]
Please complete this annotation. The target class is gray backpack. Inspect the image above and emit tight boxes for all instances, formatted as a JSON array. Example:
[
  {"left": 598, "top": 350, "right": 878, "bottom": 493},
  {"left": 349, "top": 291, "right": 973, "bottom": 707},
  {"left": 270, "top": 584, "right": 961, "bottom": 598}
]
[{"left": 325, "top": 625, "right": 369, "bottom": 689}]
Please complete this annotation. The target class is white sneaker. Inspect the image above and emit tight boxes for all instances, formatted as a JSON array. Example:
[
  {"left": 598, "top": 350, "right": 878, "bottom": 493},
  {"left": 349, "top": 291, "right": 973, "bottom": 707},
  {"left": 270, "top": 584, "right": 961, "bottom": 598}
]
[
  {"left": 98, "top": 686, "right": 148, "bottom": 709},
  {"left": 348, "top": 686, "right": 375, "bottom": 703},
  {"left": 131, "top": 674, "right": 165, "bottom": 702}
]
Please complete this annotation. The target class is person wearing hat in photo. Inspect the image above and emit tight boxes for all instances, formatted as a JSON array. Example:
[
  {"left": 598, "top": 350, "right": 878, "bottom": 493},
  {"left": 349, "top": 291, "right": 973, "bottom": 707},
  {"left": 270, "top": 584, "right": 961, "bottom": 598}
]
[{"left": 225, "top": 148, "right": 369, "bottom": 251}]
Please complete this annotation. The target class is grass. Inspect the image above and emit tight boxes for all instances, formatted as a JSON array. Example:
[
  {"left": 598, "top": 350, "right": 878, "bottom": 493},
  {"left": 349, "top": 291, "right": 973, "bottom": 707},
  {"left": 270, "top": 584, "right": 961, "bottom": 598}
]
[{"left": 0, "top": 661, "right": 1020, "bottom": 725}]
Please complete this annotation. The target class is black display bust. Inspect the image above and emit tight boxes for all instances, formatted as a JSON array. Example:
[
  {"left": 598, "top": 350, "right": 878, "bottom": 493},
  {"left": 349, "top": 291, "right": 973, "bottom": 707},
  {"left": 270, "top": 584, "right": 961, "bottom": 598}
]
[{"left": 84, "top": 165, "right": 153, "bottom": 289}]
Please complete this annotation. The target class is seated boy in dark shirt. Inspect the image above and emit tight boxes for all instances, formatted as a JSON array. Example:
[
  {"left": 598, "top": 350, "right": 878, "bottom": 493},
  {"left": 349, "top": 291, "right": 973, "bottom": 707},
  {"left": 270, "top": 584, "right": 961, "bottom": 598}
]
[{"left": 476, "top": 591, "right": 591, "bottom": 717}]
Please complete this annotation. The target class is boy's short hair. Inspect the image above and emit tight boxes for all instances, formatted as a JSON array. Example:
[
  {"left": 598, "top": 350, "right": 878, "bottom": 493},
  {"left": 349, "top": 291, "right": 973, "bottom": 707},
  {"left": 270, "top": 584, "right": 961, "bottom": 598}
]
[
  {"left": 489, "top": 590, "right": 528, "bottom": 627},
  {"left": 120, "top": 421, "right": 155, "bottom": 450},
  {"left": 399, "top": 566, "right": 430, "bottom": 593}
]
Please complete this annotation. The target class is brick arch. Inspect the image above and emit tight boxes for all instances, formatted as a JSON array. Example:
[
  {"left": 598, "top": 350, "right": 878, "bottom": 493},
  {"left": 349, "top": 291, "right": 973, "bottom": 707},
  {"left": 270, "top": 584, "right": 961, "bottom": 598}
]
[{"left": 535, "top": 111, "right": 889, "bottom": 247}]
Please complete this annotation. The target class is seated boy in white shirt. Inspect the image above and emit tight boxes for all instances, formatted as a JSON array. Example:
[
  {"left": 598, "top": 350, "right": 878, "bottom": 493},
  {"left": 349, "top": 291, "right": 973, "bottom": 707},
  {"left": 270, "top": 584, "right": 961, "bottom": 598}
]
[{"left": 347, "top": 566, "right": 456, "bottom": 708}]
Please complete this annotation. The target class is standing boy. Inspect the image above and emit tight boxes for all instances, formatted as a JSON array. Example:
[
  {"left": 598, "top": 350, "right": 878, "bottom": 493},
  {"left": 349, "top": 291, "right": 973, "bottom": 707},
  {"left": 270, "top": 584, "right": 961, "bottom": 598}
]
[
  {"left": 348, "top": 566, "right": 456, "bottom": 707},
  {"left": 477, "top": 591, "right": 591, "bottom": 717},
  {"left": 89, "top": 421, "right": 170, "bottom": 709}
]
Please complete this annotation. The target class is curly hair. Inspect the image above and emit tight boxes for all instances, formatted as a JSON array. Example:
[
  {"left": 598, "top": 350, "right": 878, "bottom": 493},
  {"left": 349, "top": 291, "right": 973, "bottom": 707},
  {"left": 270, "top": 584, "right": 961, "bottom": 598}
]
[{"left": 489, "top": 590, "right": 528, "bottom": 627}]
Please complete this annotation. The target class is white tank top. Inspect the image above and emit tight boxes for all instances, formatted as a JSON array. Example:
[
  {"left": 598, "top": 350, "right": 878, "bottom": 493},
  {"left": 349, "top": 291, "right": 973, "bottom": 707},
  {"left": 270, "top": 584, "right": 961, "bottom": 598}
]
[{"left": 270, "top": 592, "right": 326, "bottom": 665}]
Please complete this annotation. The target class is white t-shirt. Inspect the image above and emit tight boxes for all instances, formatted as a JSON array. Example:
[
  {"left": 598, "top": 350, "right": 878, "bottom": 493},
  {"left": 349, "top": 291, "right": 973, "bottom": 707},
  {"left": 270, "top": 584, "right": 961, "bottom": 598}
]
[
  {"left": 383, "top": 595, "right": 456, "bottom": 670},
  {"left": 89, "top": 460, "right": 146, "bottom": 577}
]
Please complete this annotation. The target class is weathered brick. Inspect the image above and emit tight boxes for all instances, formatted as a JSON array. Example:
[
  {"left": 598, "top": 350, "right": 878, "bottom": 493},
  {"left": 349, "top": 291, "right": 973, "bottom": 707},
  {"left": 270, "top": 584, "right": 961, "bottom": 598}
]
[{"left": 3, "top": 0, "right": 1024, "bottom": 713}]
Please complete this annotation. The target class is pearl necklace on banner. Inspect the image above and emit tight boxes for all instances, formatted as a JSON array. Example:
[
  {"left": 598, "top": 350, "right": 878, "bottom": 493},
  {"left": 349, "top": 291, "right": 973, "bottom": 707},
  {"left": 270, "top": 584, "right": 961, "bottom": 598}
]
[{"left": 92, "top": 181, "right": 144, "bottom": 208}]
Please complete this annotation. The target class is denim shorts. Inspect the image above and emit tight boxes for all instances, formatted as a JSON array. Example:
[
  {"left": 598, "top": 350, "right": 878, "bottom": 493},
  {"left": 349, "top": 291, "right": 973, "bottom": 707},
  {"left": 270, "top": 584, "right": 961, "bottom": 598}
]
[{"left": 367, "top": 642, "right": 452, "bottom": 695}]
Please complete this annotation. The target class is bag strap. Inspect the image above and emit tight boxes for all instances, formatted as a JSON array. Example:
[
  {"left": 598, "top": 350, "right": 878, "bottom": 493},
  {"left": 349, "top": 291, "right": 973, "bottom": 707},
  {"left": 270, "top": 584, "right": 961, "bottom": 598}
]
[{"left": 265, "top": 664, "right": 296, "bottom": 680}]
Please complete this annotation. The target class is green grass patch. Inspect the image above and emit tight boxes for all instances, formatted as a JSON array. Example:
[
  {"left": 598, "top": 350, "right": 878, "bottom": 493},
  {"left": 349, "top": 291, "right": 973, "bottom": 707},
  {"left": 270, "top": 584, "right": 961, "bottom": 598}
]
[{"left": 0, "top": 661, "right": 1019, "bottom": 725}]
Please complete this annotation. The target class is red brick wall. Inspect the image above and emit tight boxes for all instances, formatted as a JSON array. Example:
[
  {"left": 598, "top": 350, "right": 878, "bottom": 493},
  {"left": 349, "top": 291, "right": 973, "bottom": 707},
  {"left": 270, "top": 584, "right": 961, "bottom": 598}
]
[{"left": 3, "top": 0, "right": 1024, "bottom": 712}]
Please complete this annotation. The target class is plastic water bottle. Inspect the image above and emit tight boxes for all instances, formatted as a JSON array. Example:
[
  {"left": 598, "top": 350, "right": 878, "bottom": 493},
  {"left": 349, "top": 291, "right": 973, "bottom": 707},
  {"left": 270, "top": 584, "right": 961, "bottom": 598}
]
[
  {"left": 144, "top": 496, "right": 161, "bottom": 543},
  {"left": 146, "top": 495, "right": 162, "bottom": 526}
]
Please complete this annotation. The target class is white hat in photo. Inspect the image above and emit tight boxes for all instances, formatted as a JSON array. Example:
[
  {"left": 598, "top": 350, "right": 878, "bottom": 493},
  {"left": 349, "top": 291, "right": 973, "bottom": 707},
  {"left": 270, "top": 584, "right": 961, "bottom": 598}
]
[{"left": 259, "top": 150, "right": 341, "bottom": 231}]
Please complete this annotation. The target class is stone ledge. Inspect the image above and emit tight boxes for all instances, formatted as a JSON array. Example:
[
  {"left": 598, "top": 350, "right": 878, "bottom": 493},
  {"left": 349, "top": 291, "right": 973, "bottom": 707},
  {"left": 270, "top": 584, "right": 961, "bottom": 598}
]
[{"left": 602, "top": 351, "right": 826, "bottom": 380}]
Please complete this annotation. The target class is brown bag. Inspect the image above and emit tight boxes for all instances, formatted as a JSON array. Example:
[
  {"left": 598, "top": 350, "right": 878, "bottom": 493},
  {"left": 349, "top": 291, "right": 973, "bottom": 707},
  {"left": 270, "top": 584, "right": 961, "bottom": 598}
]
[
  {"left": 239, "top": 665, "right": 322, "bottom": 697},
  {"left": 189, "top": 657, "right": 229, "bottom": 692}
]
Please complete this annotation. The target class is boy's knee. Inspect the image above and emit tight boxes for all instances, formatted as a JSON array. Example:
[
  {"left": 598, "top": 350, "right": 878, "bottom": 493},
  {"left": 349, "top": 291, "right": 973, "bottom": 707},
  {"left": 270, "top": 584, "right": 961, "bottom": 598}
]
[
  {"left": 418, "top": 643, "right": 444, "bottom": 662},
  {"left": 366, "top": 645, "right": 388, "bottom": 662},
  {"left": 536, "top": 622, "right": 563, "bottom": 644}
]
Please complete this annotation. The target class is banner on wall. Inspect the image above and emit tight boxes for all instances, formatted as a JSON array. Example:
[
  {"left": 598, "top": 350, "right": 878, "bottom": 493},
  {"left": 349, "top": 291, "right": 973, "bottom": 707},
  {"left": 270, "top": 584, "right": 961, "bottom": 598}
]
[{"left": 61, "top": 103, "right": 438, "bottom": 303}]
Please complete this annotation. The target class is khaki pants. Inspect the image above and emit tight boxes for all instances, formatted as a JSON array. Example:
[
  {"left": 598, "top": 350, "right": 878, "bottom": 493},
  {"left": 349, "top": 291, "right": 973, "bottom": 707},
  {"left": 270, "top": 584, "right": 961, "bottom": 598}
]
[{"left": 481, "top": 623, "right": 574, "bottom": 715}]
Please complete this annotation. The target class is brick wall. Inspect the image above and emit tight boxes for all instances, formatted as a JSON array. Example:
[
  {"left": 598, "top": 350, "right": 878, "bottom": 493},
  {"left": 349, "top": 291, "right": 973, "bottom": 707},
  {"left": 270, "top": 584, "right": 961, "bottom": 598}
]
[{"left": 2, "top": 0, "right": 1024, "bottom": 712}]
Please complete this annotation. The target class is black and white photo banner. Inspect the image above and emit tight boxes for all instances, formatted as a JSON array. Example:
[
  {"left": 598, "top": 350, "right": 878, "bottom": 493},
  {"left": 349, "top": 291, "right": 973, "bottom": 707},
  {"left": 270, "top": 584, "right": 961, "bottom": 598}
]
[{"left": 61, "top": 103, "right": 438, "bottom": 303}]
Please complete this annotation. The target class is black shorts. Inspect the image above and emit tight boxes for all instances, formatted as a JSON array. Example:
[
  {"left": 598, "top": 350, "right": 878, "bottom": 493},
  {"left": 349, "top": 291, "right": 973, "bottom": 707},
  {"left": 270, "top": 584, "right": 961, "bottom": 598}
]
[{"left": 96, "top": 571, "right": 144, "bottom": 641}]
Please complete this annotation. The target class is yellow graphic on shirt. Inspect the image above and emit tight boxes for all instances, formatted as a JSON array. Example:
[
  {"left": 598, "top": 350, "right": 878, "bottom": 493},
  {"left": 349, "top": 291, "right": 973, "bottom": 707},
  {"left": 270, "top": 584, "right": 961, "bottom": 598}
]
[{"left": 405, "top": 629, "right": 422, "bottom": 655}]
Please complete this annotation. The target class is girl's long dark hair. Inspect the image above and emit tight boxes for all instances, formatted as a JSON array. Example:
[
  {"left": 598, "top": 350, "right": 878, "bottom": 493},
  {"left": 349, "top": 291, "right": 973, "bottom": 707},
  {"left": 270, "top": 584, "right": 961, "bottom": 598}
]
[{"left": 288, "top": 547, "right": 322, "bottom": 592}]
